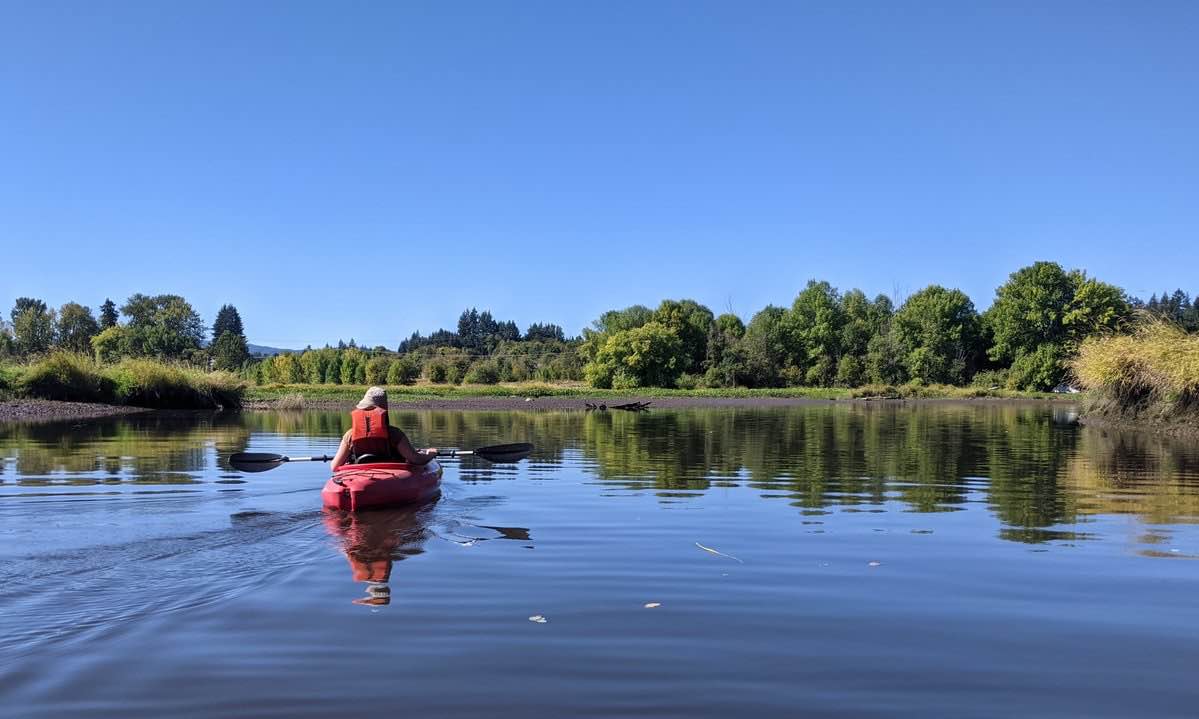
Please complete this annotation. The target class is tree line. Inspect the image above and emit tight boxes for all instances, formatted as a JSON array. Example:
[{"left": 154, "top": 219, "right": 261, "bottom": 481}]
[
  {"left": 255, "top": 307, "right": 579, "bottom": 386},
  {"left": 0, "top": 295, "right": 251, "bottom": 371},
  {"left": 580, "top": 262, "right": 1194, "bottom": 391},
  {"left": 6, "top": 262, "right": 1194, "bottom": 392}
]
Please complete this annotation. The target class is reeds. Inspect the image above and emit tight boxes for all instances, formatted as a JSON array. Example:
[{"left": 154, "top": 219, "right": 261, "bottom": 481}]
[
  {"left": 1071, "top": 317, "right": 1199, "bottom": 418},
  {"left": 14, "top": 352, "right": 245, "bottom": 409}
]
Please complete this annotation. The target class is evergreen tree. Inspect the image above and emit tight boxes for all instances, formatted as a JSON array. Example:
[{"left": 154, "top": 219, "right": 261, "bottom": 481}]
[
  {"left": 212, "top": 304, "right": 245, "bottom": 341},
  {"left": 99, "top": 299, "right": 119, "bottom": 328},
  {"left": 212, "top": 331, "right": 250, "bottom": 371}
]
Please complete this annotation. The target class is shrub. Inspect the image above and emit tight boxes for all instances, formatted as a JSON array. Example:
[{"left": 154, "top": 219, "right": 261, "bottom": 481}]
[
  {"left": 464, "top": 359, "right": 501, "bottom": 385},
  {"left": 425, "top": 359, "right": 449, "bottom": 383},
  {"left": 674, "top": 373, "right": 701, "bottom": 390},
  {"left": 1007, "top": 344, "right": 1068, "bottom": 391},
  {"left": 387, "top": 356, "right": 421, "bottom": 385},
  {"left": 365, "top": 356, "right": 394, "bottom": 385}
]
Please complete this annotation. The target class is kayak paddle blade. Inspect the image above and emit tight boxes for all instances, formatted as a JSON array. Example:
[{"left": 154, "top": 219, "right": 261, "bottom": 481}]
[
  {"left": 229, "top": 452, "right": 287, "bottom": 473},
  {"left": 472, "top": 443, "right": 534, "bottom": 463}
]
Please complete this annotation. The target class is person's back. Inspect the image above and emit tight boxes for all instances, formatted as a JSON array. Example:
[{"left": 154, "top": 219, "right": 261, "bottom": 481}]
[{"left": 330, "top": 386, "right": 438, "bottom": 469}]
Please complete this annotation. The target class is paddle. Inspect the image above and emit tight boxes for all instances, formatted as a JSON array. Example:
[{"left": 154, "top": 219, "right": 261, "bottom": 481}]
[{"left": 229, "top": 442, "right": 534, "bottom": 473}]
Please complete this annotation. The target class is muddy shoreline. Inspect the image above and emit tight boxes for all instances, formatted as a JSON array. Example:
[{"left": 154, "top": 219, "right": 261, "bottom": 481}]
[
  {"left": 0, "top": 399, "right": 150, "bottom": 424},
  {"left": 1, "top": 396, "right": 1080, "bottom": 423}
]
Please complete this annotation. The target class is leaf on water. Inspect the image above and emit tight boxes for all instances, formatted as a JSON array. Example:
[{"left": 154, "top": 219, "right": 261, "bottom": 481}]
[
  {"left": 644, "top": 602, "right": 661, "bottom": 609},
  {"left": 695, "top": 542, "right": 743, "bottom": 563},
  {"left": 528, "top": 615, "right": 547, "bottom": 623}
]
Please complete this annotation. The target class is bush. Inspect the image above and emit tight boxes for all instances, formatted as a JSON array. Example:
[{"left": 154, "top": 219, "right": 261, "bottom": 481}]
[
  {"left": 1007, "top": 343, "right": 1068, "bottom": 391},
  {"left": 463, "top": 359, "right": 501, "bottom": 385},
  {"left": 674, "top": 373, "right": 701, "bottom": 390},
  {"left": 425, "top": 359, "right": 449, "bottom": 383},
  {"left": 365, "top": 356, "right": 394, "bottom": 385},
  {"left": 19, "top": 353, "right": 115, "bottom": 402},
  {"left": 970, "top": 369, "right": 1009, "bottom": 389},
  {"left": 387, "top": 356, "right": 421, "bottom": 385}
]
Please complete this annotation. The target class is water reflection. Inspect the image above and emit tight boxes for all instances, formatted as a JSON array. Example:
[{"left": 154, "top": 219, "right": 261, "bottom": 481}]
[
  {"left": 323, "top": 505, "right": 434, "bottom": 606},
  {"left": 3, "top": 404, "right": 1199, "bottom": 547}
]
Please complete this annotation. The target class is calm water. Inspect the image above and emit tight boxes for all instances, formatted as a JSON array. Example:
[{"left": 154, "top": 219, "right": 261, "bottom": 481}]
[{"left": 2, "top": 404, "right": 1199, "bottom": 718}]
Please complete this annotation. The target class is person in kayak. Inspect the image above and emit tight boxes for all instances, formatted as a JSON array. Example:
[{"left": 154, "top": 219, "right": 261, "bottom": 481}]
[{"left": 330, "top": 386, "right": 439, "bottom": 469}]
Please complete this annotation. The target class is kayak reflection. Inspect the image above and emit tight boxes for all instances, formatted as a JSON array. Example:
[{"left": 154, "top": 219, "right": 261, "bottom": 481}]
[{"left": 323, "top": 503, "right": 435, "bottom": 606}]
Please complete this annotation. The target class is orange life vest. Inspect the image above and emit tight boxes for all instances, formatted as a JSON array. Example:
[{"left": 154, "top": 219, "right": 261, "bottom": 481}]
[{"left": 350, "top": 407, "right": 392, "bottom": 460}]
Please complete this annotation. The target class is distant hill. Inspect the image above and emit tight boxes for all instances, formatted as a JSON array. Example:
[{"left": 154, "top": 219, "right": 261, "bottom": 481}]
[{"left": 248, "top": 343, "right": 298, "bottom": 357}]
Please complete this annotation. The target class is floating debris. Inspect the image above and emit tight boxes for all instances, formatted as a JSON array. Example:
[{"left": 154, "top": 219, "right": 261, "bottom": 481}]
[
  {"left": 868, "top": 561, "right": 882, "bottom": 567},
  {"left": 695, "top": 542, "right": 743, "bottom": 563},
  {"left": 528, "top": 615, "right": 547, "bottom": 623},
  {"left": 644, "top": 602, "right": 661, "bottom": 609},
  {"left": 911, "top": 529, "right": 934, "bottom": 535}
]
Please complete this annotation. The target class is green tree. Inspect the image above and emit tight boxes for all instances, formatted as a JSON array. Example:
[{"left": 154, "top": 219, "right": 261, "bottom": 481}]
[
  {"left": 0, "top": 320, "right": 15, "bottom": 358},
  {"left": 783, "top": 280, "right": 844, "bottom": 385},
  {"left": 740, "top": 305, "right": 788, "bottom": 387},
  {"left": 324, "top": 352, "right": 342, "bottom": 384},
  {"left": 212, "top": 331, "right": 250, "bottom": 371},
  {"left": 340, "top": 348, "right": 366, "bottom": 384},
  {"left": 11, "top": 299, "right": 56, "bottom": 356},
  {"left": 387, "top": 355, "right": 421, "bottom": 385},
  {"left": 524, "top": 323, "right": 565, "bottom": 342},
  {"left": 120, "top": 294, "right": 205, "bottom": 359},
  {"left": 986, "top": 262, "right": 1129, "bottom": 389},
  {"left": 365, "top": 355, "right": 394, "bottom": 384},
  {"left": 90, "top": 326, "right": 130, "bottom": 362},
  {"left": 703, "top": 313, "right": 747, "bottom": 387},
  {"left": 892, "top": 285, "right": 981, "bottom": 384},
  {"left": 99, "top": 299, "right": 119, "bottom": 328},
  {"left": 653, "top": 299, "right": 714, "bottom": 374},
  {"left": 584, "top": 321, "right": 686, "bottom": 388},
  {"left": 836, "top": 291, "right": 892, "bottom": 386},
  {"left": 56, "top": 302, "right": 100, "bottom": 354}
]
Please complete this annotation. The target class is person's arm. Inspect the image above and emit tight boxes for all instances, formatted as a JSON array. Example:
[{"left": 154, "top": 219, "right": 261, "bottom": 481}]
[
  {"left": 330, "top": 431, "right": 352, "bottom": 470},
  {"left": 391, "top": 428, "right": 438, "bottom": 465}
]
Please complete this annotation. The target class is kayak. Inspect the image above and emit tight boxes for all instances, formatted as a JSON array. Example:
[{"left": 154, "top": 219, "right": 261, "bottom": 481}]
[{"left": 321, "top": 461, "right": 443, "bottom": 511}]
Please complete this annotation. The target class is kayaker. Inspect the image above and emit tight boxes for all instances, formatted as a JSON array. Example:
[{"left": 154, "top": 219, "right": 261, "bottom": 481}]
[{"left": 330, "top": 387, "right": 439, "bottom": 469}]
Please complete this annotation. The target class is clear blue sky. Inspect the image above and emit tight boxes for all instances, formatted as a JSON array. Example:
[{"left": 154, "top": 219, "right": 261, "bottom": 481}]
[{"left": 3, "top": 1, "right": 1196, "bottom": 348}]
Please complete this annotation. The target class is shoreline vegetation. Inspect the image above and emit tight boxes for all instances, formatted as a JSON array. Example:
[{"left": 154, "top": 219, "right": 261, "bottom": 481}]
[
  {"left": 1072, "top": 319, "right": 1199, "bottom": 436},
  {"left": 0, "top": 353, "right": 244, "bottom": 411},
  {"left": 1, "top": 263, "right": 1195, "bottom": 426}
]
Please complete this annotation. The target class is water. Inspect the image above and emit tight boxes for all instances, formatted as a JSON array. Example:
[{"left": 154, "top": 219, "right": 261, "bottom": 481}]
[{"left": 2, "top": 403, "right": 1198, "bottom": 718}]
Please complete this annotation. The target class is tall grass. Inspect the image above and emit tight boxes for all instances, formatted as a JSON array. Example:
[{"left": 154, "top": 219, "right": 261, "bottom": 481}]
[
  {"left": 12, "top": 353, "right": 245, "bottom": 409},
  {"left": 1072, "top": 317, "right": 1199, "bottom": 420}
]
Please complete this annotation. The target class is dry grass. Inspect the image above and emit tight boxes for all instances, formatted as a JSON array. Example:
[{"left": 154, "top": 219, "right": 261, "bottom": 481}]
[
  {"left": 1072, "top": 317, "right": 1199, "bottom": 419},
  {"left": 12, "top": 353, "right": 245, "bottom": 409}
]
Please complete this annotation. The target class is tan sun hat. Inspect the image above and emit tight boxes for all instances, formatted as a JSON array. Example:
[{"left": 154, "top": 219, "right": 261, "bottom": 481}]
[{"left": 356, "top": 386, "right": 388, "bottom": 410}]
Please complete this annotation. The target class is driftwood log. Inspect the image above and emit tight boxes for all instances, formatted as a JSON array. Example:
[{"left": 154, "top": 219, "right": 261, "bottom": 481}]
[{"left": 585, "top": 401, "right": 652, "bottom": 412}]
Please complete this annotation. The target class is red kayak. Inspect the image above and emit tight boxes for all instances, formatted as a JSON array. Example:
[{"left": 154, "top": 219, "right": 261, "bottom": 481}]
[{"left": 321, "top": 461, "right": 443, "bottom": 511}]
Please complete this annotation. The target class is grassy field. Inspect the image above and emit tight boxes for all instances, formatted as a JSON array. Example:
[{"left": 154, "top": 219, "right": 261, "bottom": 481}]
[{"left": 247, "top": 380, "right": 1057, "bottom": 403}]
